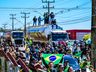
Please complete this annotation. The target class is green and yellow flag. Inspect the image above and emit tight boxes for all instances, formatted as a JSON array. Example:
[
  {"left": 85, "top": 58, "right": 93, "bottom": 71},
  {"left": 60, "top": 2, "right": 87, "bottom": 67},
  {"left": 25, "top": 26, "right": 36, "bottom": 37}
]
[{"left": 42, "top": 54, "right": 63, "bottom": 64}]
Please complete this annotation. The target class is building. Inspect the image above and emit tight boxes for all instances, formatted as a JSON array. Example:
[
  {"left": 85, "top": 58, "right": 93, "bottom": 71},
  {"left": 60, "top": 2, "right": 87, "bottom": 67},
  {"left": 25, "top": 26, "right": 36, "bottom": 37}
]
[{"left": 66, "top": 29, "right": 91, "bottom": 40}]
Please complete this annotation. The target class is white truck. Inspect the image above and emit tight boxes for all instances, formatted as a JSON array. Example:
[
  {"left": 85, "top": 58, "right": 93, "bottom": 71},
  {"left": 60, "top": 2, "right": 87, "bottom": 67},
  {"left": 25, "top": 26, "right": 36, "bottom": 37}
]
[
  {"left": 11, "top": 31, "right": 24, "bottom": 48},
  {"left": 27, "top": 24, "right": 69, "bottom": 44},
  {"left": 48, "top": 30, "right": 69, "bottom": 44}
]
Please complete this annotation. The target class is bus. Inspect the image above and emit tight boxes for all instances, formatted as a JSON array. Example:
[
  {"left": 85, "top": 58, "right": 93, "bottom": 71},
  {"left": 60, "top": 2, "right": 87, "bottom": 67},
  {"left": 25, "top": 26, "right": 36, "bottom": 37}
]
[{"left": 11, "top": 31, "right": 24, "bottom": 47}]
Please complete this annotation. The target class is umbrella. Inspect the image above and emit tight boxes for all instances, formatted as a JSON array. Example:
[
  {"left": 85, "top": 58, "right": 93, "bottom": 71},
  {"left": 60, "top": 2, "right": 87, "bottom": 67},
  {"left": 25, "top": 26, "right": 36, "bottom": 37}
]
[{"left": 64, "top": 55, "right": 80, "bottom": 70}]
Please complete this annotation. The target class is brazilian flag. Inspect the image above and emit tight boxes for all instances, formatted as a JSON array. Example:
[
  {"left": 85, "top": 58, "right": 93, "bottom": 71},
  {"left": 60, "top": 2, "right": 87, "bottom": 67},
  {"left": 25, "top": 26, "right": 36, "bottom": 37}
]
[{"left": 42, "top": 54, "right": 63, "bottom": 64}]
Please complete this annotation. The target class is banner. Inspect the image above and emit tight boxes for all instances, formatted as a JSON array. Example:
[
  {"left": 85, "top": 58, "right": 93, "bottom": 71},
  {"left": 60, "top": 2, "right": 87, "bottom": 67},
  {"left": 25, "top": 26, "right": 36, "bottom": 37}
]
[{"left": 42, "top": 54, "right": 63, "bottom": 64}]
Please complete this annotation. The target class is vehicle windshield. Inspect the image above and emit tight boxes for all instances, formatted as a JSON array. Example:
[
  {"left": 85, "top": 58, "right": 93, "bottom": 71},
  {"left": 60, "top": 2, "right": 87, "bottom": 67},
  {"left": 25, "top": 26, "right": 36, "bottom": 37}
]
[
  {"left": 12, "top": 32, "right": 24, "bottom": 38},
  {"left": 15, "top": 40, "right": 22, "bottom": 44},
  {"left": 52, "top": 33, "right": 69, "bottom": 41}
]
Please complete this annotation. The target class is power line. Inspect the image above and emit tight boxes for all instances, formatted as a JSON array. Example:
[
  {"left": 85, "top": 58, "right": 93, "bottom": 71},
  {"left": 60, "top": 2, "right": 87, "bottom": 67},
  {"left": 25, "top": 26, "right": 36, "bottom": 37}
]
[
  {"left": 10, "top": 14, "right": 16, "bottom": 30},
  {"left": 21, "top": 12, "right": 30, "bottom": 37},
  {"left": 55, "top": 0, "right": 91, "bottom": 9},
  {"left": 62, "top": 16, "right": 91, "bottom": 22},
  {"left": 57, "top": 16, "right": 91, "bottom": 25},
  {"left": 55, "top": 9, "right": 90, "bottom": 16},
  {"left": 53, "top": 1, "right": 91, "bottom": 14},
  {"left": 0, "top": 7, "right": 91, "bottom": 10},
  {"left": 56, "top": 12, "right": 91, "bottom": 19},
  {"left": 15, "top": 19, "right": 24, "bottom": 24},
  {"left": 56, "top": 0, "right": 74, "bottom": 4},
  {"left": 76, "top": 1, "right": 91, "bottom": 7},
  {"left": 33, "top": 11, "right": 43, "bottom": 16},
  {"left": 0, "top": 7, "right": 43, "bottom": 10},
  {"left": 57, "top": 19, "right": 90, "bottom": 25},
  {"left": 42, "top": 0, "right": 55, "bottom": 14}
]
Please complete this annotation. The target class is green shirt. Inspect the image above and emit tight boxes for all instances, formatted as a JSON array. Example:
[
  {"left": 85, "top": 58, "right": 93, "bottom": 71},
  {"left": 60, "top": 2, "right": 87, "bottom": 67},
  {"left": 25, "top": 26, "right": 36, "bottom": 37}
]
[
  {"left": 64, "top": 66, "right": 69, "bottom": 72},
  {"left": 29, "top": 40, "right": 32, "bottom": 45},
  {"left": 29, "top": 69, "right": 32, "bottom": 72}
]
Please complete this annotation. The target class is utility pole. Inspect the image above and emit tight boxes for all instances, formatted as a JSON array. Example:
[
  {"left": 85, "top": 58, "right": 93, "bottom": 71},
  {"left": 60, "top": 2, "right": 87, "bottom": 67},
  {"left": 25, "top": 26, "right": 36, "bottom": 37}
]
[
  {"left": 42, "top": 0, "right": 55, "bottom": 15},
  {"left": 3, "top": 24, "right": 7, "bottom": 30},
  {"left": 21, "top": 12, "right": 30, "bottom": 37},
  {"left": 91, "top": 0, "right": 96, "bottom": 69},
  {"left": 42, "top": 0, "right": 55, "bottom": 24},
  {"left": 10, "top": 14, "right": 16, "bottom": 31},
  {"left": 2, "top": 24, "right": 7, "bottom": 35}
]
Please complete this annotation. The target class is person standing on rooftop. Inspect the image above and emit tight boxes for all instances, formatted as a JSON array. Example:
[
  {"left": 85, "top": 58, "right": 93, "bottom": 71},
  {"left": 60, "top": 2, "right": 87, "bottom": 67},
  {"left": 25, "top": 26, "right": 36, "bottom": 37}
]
[
  {"left": 38, "top": 16, "right": 42, "bottom": 26},
  {"left": 33, "top": 16, "right": 37, "bottom": 26}
]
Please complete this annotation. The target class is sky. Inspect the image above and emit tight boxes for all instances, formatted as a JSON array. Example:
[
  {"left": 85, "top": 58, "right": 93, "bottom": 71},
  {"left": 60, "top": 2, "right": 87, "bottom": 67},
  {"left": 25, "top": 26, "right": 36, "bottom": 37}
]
[{"left": 0, "top": 0, "right": 91, "bottom": 30}]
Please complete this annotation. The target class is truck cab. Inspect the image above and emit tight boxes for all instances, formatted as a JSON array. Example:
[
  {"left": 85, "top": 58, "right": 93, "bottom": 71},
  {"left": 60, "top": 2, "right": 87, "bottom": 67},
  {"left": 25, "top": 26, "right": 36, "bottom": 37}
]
[
  {"left": 11, "top": 31, "right": 25, "bottom": 50},
  {"left": 48, "top": 30, "right": 69, "bottom": 44}
]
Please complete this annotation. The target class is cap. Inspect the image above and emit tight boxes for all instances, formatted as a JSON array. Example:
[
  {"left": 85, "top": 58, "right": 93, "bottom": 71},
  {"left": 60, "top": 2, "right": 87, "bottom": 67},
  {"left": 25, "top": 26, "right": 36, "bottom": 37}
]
[{"left": 64, "top": 60, "right": 69, "bottom": 63}]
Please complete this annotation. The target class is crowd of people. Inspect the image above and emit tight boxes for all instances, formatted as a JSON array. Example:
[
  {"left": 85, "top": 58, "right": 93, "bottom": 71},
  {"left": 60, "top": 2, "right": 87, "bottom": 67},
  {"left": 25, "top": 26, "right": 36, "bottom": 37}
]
[
  {"left": 0, "top": 36, "right": 95, "bottom": 72},
  {"left": 33, "top": 12, "right": 56, "bottom": 26}
]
